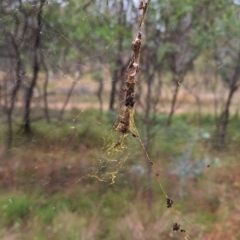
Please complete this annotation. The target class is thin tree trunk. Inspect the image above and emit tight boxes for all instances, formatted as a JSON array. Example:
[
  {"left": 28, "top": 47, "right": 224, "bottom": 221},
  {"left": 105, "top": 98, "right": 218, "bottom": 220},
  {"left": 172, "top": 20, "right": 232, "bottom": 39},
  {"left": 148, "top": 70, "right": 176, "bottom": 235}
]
[
  {"left": 5, "top": 1, "right": 28, "bottom": 145},
  {"left": 145, "top": 73, "right": 154, "bottom": 211},
  {"left": 24, "top": 0, "right": 45, "bottom": 134},
  {"left": 59, "top": 81, "right": 77, "bottom": 120},
  {"left": 6, "top": 33, "right": 23, "bottom": 149},
  {"left": 216, "top": 85, "right": 238, "bottom": 150},
  {"left": 97, "top": 78, "right": 103, "bottom": 114},
  {"left": 109, "top": 0, "right": 124, "bottom": 111},
  {"left": 152, "top": 72, "right": 162, "bottom": 113},
  {"left": 40, "top": 54, "right": 50, "bottom": 123},
  {"left": 217, "top": 89, "right": 235, "bottom": 148},
  {"left": 167, "top": 73, "right": 180, "bottom": 126},
  {"left": 215, "top": 51, "right": 240, "bottom": 150},
  {"left": 109, "top": 68, "right": 118, "bottom": 110}
]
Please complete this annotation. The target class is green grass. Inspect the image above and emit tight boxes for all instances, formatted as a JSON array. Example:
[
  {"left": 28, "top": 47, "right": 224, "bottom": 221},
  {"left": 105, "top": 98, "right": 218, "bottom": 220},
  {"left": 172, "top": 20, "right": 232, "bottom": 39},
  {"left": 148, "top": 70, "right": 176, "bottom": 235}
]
[
  {"left": 0, "top": 194, "right": 32, "bottom": 225},
  {"left": 0, "top": 110, "right": 240, "bottom": 239}
]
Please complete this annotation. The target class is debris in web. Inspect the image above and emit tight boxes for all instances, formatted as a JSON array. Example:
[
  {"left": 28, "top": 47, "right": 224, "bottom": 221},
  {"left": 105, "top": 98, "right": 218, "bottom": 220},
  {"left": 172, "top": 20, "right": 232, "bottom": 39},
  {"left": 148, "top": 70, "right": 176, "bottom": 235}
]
[
  {"left": 166, "top": 197, "right": 173, "bottom": 208},
  {"left": 173, "top": 222, "right": 181, "bottom": 231}
]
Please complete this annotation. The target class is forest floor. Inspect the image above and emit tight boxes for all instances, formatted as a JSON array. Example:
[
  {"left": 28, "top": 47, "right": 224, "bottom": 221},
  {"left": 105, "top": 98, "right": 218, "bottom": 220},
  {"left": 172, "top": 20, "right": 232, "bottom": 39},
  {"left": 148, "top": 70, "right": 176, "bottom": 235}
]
[{"left": 0, "top": 109, "right": 240, "bottom": 240}]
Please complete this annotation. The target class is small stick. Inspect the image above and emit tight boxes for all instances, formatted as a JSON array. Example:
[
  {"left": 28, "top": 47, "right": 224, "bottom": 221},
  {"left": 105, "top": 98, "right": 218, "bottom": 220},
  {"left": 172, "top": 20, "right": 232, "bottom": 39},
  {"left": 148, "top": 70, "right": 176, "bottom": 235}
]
[{"left": 139, "top": 1, "right": 150, "bottom": 28}]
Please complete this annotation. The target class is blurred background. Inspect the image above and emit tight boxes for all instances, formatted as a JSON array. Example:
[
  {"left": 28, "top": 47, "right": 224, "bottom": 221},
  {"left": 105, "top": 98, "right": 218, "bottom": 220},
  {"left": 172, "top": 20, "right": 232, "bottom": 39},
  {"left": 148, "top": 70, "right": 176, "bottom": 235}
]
[{"left": 0, "top": 0, "right": 240, "bottom": 239}]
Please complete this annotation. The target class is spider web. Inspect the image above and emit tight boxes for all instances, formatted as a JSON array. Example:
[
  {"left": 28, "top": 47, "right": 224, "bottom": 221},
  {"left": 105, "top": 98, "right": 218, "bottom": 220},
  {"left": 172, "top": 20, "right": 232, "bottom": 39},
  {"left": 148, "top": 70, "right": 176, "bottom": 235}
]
[{"left": 0, "top": 0, "right": 240, "bottom": 239}]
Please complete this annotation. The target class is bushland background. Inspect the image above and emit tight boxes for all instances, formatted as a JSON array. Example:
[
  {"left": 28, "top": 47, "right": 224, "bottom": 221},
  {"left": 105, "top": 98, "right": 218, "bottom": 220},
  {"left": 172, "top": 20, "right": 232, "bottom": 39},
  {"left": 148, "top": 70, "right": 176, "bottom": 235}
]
[{"left": 0, "top": 0, "right": 240, "bottom": 239}]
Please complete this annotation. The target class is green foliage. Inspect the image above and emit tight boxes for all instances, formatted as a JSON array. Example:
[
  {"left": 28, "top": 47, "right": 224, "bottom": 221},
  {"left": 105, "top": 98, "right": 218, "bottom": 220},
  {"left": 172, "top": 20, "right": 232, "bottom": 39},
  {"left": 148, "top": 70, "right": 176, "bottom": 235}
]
[
  {"left": 42, "top": 0, "right": 132, "bottom": 68},
  {"left": 36, "top": 204, "right": 58, "bottom": 225},
  {"left": 0, "top": 194, "right": 32, "bottom": 225},
  {"left": 195, "top": 211, "right": 216, "bottom": 229},
  {"left": 148, "top": 114, "right": 194, "bottom": 157},
  {"left": 63, "top": 190, "right": 98, "bottom": 214},
  {"left": 99, "top": 190, "right": 129, "bottom": 218}
]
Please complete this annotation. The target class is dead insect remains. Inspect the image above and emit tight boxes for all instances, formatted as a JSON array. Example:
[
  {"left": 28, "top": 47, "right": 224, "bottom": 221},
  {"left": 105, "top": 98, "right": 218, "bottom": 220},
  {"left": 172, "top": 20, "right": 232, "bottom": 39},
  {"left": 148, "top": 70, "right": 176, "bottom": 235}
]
[
  {"left": 173, "top": 222, "right": 180, "bottom": 231},
  {"left": 166, "top": 198, "right": 173, "bottom": 208}
]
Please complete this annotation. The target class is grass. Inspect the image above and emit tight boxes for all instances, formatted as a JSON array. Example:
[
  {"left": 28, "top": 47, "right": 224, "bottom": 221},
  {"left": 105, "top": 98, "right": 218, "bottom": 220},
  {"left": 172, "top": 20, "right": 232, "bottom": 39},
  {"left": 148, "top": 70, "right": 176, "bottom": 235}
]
[
  {"left": 0, "top": 194, "right": 32, "bottom": 226},
  {"left": 0, "top": 110, "right": 240, "bottom": 239}
]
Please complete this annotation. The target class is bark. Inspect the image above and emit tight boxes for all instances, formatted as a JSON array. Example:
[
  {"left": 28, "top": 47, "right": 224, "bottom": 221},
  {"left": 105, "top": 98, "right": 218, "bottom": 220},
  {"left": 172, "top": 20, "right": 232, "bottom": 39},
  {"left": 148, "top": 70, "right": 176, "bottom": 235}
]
[
  {"left": 215, "top": 56, "right": 240, "bottom": 149},
  {"left": 217, "top": 89, "right": 236, "bottom": 148},
  {"left": 6, "top": 33, "right": 23, "bottom": 149},
  {"left": 40, "top": 54, "right": 50, "bottom": 123},
  {"left": 23, "top": 0, "right": 45, "bottom": 134}
]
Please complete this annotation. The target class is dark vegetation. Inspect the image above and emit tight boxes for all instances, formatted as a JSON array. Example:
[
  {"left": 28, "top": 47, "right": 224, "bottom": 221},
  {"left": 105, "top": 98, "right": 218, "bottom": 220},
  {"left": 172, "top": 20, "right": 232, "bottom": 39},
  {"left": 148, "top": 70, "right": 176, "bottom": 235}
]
[{"left": 0, "top": 0, "right": 240, "bottom": 239}]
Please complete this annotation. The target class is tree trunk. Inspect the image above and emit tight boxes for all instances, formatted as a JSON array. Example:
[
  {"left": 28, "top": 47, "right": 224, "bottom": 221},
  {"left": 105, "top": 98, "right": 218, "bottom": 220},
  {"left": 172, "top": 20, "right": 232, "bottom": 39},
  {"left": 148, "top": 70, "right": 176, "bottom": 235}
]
[
  {"left": 97, "top": 77, "right": 104, "bottom": 114},
  {"left": 109, "top": 0, "right": 124, "bottom": 111},
  {"left": 216, "top": 88, "right": 236, "bottom": 149},
  {"left": 215, "top": 51, "right": 240, "bottom": 150},
  {"left": 109, "top": 68, "right": 118, "bottom": 111},
  {"left": 6, "top": 33, "right": 23, "bottom": 149},
  {"left": 167, "top": 73, "right": 180, "bottom": 126},
  {"left": 23, "top": 0, "right": 45, "bottom": 134},
  {"left": 144, "top": 73, "right": 154, "bottom": 211},
  {"left": 41, "top": 54, "right": 50, "bottom": 123},
  {"left": 59, "top": 81, "right": 77, "bottom": 120}
]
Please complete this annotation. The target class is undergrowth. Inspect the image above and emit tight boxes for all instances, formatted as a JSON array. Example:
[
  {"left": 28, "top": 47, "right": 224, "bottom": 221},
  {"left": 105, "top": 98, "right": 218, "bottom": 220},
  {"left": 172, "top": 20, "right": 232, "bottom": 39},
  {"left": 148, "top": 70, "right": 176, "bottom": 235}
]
[{"left": 1, "top": 109, "right": 240, "bottom": 239}]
